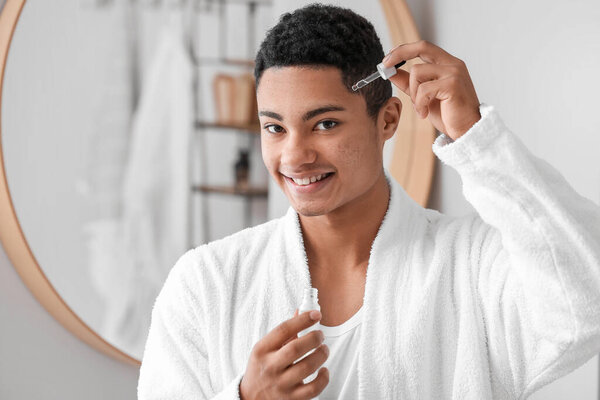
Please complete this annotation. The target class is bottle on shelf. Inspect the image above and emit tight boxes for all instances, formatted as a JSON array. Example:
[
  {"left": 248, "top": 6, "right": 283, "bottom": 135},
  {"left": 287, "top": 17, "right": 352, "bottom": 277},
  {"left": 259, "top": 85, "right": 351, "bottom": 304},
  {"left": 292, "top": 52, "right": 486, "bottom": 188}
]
[
  {"left": 234, "top": 149, "right": 250, "bottom": 190},
  {"left": 213, "top": 72, "right": 258, "bottom": 126}
]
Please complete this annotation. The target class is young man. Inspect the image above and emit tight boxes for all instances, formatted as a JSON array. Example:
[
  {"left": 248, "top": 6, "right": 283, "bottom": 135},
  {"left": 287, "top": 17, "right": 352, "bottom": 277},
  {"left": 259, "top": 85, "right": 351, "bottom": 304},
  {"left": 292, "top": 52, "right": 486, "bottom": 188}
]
[{"left": 138, "top": 4, "right": 600, "bottom": 400}]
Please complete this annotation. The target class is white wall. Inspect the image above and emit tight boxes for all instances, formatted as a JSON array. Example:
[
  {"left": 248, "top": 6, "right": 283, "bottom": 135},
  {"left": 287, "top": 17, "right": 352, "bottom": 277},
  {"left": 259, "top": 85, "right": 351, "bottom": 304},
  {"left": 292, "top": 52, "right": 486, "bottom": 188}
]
[{"left": 0, "top": 245, "right": 139, "bottom": 399}]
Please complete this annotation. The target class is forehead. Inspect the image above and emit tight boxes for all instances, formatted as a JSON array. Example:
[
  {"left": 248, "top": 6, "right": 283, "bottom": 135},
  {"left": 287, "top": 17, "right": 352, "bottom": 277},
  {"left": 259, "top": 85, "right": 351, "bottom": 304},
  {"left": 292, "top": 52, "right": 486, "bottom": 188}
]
[{"left": 256, "top": 66, "right": 366, "bottom": 116}]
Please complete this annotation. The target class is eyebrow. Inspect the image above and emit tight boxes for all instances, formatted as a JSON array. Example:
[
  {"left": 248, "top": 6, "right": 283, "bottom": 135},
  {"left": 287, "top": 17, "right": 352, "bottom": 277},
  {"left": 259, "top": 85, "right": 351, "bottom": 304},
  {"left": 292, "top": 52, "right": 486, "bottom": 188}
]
[{"left": 258, "top": 105, "right": 347, "bottom": 122}]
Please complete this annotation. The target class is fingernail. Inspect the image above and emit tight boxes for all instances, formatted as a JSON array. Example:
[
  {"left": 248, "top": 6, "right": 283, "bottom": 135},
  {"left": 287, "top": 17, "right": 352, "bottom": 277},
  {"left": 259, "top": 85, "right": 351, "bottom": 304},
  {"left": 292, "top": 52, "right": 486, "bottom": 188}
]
[
  {"left": 323, "top": 344, "right": 329, "bottom": 356},
  {"left": 382, "top": 53, "right": 391, "bottom": 64},
  {"left": 386, "top": 44, "right": 400, "bottom": 54},
  {"left": 310, "top": 310, "right": 321, "bottom": 320}
]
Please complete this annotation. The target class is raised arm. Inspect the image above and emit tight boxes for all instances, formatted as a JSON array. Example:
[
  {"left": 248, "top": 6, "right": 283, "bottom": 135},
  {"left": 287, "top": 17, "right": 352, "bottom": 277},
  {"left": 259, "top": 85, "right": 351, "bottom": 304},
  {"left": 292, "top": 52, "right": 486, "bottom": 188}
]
[
  {"left": 433, "top": 103, "right": 600, "bottom": 398},
  {"left": 383, "top": 40, "right": 600, "bottom": 397}
]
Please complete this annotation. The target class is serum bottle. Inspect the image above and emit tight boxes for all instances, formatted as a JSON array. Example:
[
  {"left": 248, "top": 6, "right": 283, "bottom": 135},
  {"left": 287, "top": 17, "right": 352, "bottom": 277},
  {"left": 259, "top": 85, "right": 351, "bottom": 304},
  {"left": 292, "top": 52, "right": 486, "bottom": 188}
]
[{"left": 297, "top": 287, "right": 322, "bottom": 395}]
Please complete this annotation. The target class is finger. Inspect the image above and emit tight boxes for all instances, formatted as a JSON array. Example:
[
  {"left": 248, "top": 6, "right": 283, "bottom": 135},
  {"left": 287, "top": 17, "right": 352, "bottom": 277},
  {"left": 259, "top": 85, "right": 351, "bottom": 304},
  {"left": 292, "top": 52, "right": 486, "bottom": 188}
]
[
  {"left": 388, "top": 63, "right": 457, "bottom": 100},
  {"left": 256, "top": 310, "right": 322, "bottom": 354},
  {"left": 279, "top": 343, "right": 329, "bottom": 390},
  {"left": 276, "top": 329, "right": 325, "bottom": 370},
  {"left": 407, "top": 63, "right": 440, "bottom": 103},
  {"left": 387, "top": 68, "right": 410, "bottom": 95},
  {"left": 414, "top": 77, "right": 454, "bottom": 118},
  {"left": 382, "top": 40, "right": 457, "bottom": 69},
  {"left": 408, "top": 63, "right": 458, "bottom": 105},
  {"left": 281, "top": 309, "right": 301, "bottom": 347},
  {"left": 290, "top": 367, "right": 329, "bottom": 400}
]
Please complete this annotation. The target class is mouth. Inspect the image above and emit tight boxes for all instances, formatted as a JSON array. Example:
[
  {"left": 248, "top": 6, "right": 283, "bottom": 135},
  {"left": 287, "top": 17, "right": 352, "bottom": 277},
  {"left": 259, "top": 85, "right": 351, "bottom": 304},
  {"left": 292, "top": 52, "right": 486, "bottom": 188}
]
[
  {"left": 286, "top": 172, "right": 334, "bottom": 186},
  {"left": 282, "top": 172, "right": 335, "bottom": 192}
]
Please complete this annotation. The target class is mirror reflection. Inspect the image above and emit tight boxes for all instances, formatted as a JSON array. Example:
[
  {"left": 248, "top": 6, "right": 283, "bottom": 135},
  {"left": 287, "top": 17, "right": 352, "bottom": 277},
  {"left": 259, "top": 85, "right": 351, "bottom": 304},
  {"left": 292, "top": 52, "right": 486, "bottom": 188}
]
[{"left": 3, "top": 0, "right": 273, "bottom": 359}]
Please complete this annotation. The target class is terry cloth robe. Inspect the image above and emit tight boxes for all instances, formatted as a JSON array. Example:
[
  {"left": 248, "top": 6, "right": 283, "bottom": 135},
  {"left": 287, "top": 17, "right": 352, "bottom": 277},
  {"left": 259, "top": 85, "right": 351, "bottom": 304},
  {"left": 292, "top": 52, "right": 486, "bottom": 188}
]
[{"left": 138, "top": 103, "right": 600, "bottom": 400}]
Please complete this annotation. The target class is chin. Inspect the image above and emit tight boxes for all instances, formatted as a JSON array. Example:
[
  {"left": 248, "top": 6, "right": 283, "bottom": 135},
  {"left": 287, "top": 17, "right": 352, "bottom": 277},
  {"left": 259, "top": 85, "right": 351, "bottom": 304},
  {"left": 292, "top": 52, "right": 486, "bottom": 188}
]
[
  {"left": 295, "top": 208, "right": 325, "bottom": 217},
  {"left": 291, "top": 199, "right": 339, "bottom": 217}
]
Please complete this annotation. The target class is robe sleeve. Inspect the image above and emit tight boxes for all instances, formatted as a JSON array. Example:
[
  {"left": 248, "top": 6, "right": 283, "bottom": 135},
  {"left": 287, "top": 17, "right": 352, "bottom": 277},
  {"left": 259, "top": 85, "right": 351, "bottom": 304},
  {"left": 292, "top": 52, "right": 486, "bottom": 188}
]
[
  {"left": 432, "top": 103, "right": 600, "bottom": 398},
  {"left": 137, "top": 250, "right": 245, "bottom": 400}
]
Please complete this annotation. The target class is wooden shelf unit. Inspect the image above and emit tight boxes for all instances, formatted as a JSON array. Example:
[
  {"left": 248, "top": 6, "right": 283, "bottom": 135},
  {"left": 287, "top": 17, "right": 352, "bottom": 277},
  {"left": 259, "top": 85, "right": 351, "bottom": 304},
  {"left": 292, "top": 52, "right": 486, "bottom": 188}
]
[
  {"left": 192, "top": 184, "right": 268, "bottom": 198},
  {"left": 194, "top": 57, "right": 255, "bottom": 68},
  {"left": 195, "top": 120, "right": 260, "bottom": 135}
]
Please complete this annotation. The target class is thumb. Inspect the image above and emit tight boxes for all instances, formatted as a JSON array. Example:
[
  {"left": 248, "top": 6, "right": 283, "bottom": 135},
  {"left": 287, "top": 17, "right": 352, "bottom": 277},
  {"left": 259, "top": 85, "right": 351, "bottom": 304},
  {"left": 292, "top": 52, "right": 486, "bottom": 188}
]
[{"left": 294, "top": 308, "right": 299, "bottom": 317}]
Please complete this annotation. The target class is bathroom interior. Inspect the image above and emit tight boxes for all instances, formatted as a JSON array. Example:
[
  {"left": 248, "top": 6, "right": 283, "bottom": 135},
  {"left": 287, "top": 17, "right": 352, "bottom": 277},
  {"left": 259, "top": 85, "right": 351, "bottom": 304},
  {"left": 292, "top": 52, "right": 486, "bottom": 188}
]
[{"left": 0, "top": 0, "right": 599, "bottom": 398}]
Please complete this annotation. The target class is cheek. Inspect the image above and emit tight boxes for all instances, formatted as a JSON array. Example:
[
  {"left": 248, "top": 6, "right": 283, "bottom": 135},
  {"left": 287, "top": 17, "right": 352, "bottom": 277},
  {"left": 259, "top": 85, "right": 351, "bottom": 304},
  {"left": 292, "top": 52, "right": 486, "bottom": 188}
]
[
  {"left": 334, "top": 133, "right": 379, "bottom": 171},
  {"left": 335, "top": 142, "right": 362, "bottom": 170}
]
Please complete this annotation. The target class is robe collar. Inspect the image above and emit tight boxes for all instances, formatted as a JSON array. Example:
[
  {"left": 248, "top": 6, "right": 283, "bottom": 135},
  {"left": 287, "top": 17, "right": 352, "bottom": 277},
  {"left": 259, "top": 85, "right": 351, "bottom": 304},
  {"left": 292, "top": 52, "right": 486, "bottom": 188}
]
[{"left": 283, "top": 167, "right": 423, "bottom": 289}]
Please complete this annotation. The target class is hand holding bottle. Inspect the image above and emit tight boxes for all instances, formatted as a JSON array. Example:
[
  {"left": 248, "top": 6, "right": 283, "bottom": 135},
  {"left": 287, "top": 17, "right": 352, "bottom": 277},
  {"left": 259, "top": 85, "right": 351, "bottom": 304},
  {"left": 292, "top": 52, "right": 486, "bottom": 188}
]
[{"left": 239, "top": 309, "right": 330, "bottom": 400}]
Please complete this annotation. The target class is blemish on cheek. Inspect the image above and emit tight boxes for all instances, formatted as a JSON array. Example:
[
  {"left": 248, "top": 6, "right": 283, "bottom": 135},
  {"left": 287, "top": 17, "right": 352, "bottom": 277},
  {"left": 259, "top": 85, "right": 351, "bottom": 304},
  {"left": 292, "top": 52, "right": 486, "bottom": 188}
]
[
  {"left": 335, "top": 130, "right": 382, "bottom": 171},
  {"left": 336, "top": 142, "right": 363, "bottom": 169}
]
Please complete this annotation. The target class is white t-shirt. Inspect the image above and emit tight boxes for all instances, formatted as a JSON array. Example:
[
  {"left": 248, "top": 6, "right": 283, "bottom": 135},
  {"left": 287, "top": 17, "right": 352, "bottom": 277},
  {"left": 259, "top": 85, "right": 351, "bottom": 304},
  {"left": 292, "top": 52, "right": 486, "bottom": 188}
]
[{"left": 318, "top": 306, "right": 363, "bottom": 400}]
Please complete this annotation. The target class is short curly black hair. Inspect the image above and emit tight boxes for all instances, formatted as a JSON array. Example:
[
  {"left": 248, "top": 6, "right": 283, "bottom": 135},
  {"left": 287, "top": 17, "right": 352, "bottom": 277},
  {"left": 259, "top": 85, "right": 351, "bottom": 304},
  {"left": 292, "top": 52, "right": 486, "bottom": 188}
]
[{"left": 254, "top": 3, "right": 392, "bottom": 121}]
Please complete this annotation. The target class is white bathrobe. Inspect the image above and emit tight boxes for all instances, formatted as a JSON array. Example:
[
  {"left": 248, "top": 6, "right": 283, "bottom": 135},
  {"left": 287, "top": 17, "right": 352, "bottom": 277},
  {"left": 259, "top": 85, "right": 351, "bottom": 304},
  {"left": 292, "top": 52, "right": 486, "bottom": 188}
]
[{"left": 138, "top": 103, "right": 600, "bottom": 399}]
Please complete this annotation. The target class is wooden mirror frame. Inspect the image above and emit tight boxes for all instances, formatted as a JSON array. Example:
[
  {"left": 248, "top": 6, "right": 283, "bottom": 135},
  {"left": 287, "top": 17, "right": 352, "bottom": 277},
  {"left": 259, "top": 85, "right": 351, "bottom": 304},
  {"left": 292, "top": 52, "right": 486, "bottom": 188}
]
[{"left": 0, "top": 0, "right": 434, "bottom": 365}]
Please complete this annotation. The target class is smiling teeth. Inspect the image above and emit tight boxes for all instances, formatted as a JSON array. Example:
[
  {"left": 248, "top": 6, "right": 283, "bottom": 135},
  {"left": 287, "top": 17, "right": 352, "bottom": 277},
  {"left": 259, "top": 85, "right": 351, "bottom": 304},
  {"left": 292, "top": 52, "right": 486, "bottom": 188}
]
[{"left": 292, "top": 174, "right": 328, "bottom": 186}]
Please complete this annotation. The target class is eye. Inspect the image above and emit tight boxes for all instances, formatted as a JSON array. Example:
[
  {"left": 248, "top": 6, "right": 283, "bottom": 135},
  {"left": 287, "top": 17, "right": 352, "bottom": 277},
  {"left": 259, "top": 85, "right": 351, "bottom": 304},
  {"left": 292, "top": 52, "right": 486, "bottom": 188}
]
[
  {"left": 264, "top": 124, "right": 285, "bottom": 134},
  {"left": 315, "top": 120, "right": 338, "bottom": 130}
]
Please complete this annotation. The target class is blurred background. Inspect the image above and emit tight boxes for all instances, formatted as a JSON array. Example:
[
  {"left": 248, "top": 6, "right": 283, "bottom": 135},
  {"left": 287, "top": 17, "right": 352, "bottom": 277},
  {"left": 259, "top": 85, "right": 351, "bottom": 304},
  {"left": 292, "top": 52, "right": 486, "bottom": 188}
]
[{"left": 0, "top": 0, "right": 598, "bottom": 398}]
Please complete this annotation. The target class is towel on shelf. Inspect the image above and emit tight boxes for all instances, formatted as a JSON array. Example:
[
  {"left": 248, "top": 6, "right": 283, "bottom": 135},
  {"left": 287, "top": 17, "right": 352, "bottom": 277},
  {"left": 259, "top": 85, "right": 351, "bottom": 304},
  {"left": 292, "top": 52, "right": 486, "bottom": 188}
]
[
  {"left": 138, "top": 103, "right": 600, "bottom": 399},
  {"left": 95, "top": 15, "right": 195, "bottom": 358},
  {"left": 81, "top": 0, "right": 138, "bottom": 356}
]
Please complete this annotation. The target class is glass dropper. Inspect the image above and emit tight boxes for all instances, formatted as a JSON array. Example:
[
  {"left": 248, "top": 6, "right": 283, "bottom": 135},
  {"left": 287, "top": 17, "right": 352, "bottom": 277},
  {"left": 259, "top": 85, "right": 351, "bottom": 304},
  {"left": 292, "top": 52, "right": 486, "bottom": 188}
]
[{"left": 352, "top": 60, "right": 406, "bottom": 91}]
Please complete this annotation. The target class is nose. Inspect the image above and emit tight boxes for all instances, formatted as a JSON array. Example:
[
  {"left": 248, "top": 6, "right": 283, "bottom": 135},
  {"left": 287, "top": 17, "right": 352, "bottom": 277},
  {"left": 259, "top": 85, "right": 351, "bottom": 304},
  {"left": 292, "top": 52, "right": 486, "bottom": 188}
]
[{"left": 280, "top": 130, "right": 317, "bottom": 169}]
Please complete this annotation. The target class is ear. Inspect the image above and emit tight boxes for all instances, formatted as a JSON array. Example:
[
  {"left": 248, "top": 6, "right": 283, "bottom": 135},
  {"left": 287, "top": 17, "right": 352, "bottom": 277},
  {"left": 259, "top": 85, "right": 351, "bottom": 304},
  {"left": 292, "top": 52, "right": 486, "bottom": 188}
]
[{"left": 377, "top": 96, "right": 402, "bottom": 142}]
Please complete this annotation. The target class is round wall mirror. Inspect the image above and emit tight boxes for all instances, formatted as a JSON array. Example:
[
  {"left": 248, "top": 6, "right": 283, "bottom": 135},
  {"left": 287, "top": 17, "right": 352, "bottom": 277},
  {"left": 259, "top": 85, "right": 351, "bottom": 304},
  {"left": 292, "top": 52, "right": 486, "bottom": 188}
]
[{"left": 0, "top": 0, "right": 434, "bottom": 365}]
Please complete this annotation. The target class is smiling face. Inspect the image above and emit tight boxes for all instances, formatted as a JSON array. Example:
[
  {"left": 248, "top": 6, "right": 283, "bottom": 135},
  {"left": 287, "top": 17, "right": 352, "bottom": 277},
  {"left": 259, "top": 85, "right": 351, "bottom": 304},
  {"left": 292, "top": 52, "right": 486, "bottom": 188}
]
[{"left": 257, "top": 66, "right": 401, "bottom": 217}]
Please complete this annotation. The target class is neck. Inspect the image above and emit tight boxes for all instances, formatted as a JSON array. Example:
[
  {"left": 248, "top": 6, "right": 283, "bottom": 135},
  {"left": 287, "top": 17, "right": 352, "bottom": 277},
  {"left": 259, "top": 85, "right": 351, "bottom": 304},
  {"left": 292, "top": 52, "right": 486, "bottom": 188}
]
[{"left": 298, "top": 170, "right": 390, "bottom": 274}]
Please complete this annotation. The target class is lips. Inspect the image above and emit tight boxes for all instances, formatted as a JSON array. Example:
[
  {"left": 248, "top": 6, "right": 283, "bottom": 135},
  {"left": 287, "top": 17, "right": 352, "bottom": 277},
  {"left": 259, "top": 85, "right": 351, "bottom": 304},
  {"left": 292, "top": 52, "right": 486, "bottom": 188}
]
[
  {"left": 288, "top": 172, "right": 334, "bottom": 186},
  {"left": 282, "top": 172, "right": 335, "bottom": 191}
]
